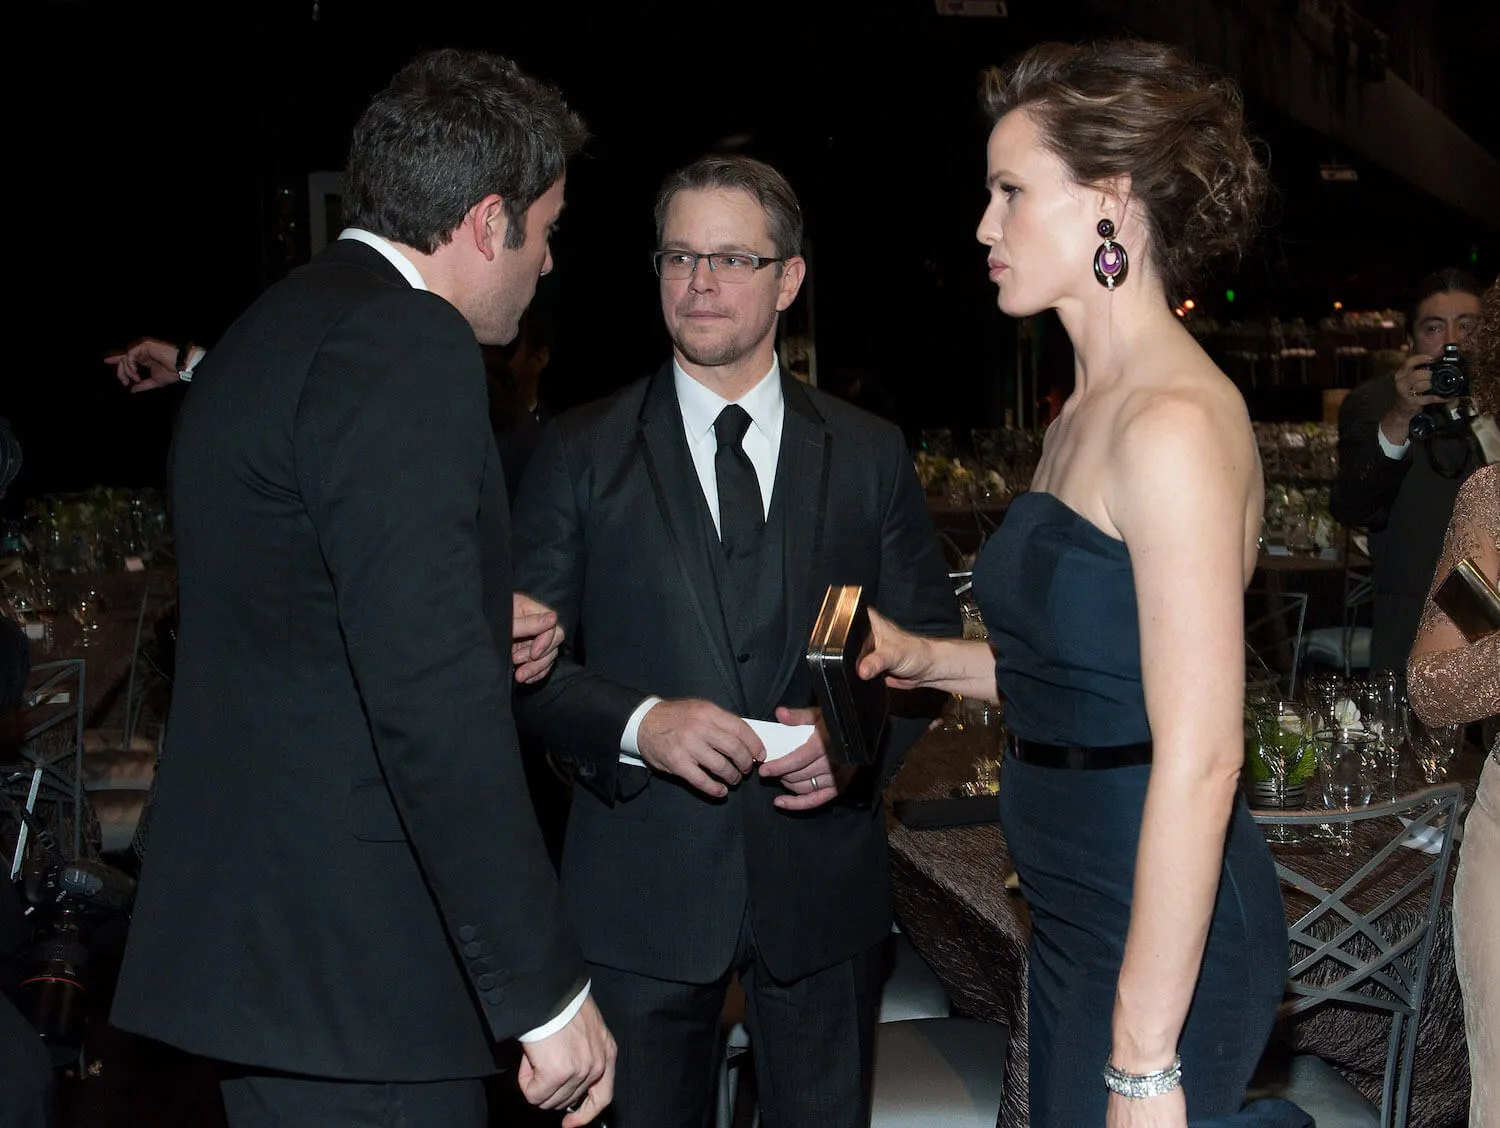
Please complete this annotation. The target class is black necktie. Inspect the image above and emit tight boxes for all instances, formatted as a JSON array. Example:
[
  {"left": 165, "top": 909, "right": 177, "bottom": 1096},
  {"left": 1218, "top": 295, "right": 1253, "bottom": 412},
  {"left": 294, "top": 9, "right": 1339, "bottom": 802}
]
[{"left": 714, "top": 404, "right": 764, "bottom": 559}]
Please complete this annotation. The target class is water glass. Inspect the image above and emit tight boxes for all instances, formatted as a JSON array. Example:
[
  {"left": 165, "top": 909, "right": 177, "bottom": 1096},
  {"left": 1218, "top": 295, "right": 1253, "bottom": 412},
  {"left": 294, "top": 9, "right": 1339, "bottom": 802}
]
[
  {"left": 1302, "top": 673, "right": 1347, "bottom": 734},
  {"left": 1313, "top": 728, "right": 1377, "bottom": 810},
  {"left": 1409, "top": 716, "right": 1461, "bottom": 783}
]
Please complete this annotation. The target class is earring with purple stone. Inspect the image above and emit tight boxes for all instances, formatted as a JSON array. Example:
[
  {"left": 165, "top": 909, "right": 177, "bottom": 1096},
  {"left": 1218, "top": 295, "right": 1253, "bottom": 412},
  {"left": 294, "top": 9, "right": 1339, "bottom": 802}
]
[{"left": 1093, "top": 218, "right": 1129, "bottom": 289}]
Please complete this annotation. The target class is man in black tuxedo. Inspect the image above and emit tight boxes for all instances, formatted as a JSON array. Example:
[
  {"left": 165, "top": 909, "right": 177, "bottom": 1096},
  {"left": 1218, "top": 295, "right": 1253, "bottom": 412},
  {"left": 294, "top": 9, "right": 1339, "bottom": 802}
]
[
  {"left": 511, "top": 156, "right": 959, "bottom": 1127},
  {"left": 111, "top": 50, "right": 614, "bottom": 1128},
  {"left": 1331, "top": 268, "right": 1489, "bottom": 671}
]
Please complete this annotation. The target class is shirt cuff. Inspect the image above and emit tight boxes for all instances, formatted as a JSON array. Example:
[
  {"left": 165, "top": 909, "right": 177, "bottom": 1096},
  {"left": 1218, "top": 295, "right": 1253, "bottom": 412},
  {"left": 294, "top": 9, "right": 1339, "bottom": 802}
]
[
  {"left": 619, "top": 696, "right": 662, "bottom": 767},
  {"left": 1376, "top": 422, "right": 1409, "bottom": 460},
  {"left": 178, "top": 346, "right": 207, "bottom": 384},
  {"left": 517, "top": 981, "right": 590, "bottom": 1043}
]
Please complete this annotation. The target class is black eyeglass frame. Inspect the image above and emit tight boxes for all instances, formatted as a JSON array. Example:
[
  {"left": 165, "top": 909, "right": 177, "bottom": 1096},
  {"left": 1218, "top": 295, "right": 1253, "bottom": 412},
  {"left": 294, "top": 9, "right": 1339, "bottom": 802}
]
[{"left": 651, "top": 249, "right": 786, "bottom": 280}]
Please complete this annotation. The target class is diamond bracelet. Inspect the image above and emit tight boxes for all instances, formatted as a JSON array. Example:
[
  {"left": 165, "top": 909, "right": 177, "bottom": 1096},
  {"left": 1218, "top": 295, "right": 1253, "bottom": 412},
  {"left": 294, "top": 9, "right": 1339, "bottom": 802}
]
[{"left": 1102, "top": 1055, "right": 1183, "bottom": 1099}]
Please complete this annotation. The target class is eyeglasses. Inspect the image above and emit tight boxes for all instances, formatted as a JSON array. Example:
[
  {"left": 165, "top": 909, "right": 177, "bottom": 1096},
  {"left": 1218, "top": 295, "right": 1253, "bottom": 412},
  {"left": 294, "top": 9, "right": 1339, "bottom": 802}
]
[{"left": 651, "top": 249, "right": 784, "bottom": 283}]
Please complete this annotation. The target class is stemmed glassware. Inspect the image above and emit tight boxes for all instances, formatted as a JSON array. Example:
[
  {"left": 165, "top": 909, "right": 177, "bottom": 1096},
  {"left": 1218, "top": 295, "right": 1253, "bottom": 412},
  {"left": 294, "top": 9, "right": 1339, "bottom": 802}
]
[
  {"left": 1409, "top": 716, "right": 1462, "bottom": 783},
  {"left": 1362, "top": 671, "right": 1410, "bottom": 800},
  {"left": 1313, "top": 727, "right": 1378, "bottom": 854}
]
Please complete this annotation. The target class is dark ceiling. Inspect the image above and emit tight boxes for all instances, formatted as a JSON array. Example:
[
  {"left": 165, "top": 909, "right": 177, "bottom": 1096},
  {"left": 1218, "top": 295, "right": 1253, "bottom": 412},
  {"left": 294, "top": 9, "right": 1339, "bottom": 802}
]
[{"left": 9, "top": 0, "right": 1498, "bottom": 498}]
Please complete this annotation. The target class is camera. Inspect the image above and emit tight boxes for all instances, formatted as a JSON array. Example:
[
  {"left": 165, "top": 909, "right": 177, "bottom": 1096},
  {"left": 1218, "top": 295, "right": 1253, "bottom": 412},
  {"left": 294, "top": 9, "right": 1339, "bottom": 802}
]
[
  {"left": 1409, "top": 344, "right": 1471, "bottom": 442},
  {"left": 1424, "top": 343, "right": 1470, "bottom": 399},
  {"left": 15, "top": 859, "right": 135, "bottom": 1055}
]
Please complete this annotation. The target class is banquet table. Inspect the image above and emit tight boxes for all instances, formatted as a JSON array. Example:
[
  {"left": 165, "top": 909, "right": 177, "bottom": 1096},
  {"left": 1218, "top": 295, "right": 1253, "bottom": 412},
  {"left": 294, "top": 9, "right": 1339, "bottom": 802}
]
[{"left": 885, "top": 725, "right": 1479, "bottom": 1128}]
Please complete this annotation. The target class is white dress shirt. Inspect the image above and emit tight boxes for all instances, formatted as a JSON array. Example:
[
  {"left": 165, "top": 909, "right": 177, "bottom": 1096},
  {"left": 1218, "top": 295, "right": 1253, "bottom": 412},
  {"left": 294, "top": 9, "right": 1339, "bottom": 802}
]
[{"left": 619, "top": 360, "right": 786, "bottom": 759}]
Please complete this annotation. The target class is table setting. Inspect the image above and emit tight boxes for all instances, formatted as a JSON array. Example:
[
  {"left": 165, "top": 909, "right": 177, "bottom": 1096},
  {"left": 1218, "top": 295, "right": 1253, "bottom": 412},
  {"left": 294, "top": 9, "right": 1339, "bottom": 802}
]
[{"left": 885, "top": 664, "right": 1480, "bottom": 1128}]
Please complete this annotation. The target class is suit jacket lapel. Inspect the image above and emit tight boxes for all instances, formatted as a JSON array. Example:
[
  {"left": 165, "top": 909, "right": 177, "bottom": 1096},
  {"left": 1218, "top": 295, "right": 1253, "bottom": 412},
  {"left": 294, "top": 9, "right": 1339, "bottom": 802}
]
[
  {"left": 637, "top": 364, "right": 746, "bottom": 711},
  {"left": 757, "top": 375, "right": 830, "bottom": 717}
]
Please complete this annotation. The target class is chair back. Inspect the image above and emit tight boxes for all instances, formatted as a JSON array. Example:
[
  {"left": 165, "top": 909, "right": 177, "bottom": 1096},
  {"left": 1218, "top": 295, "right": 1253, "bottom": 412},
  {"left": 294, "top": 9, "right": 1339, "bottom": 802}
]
[
  {"left": 1245, "top": 589, "right": 1309, "bottom": 699},
  {"left": 1251, "top": 783, "right": 1463, "bottom": 1128},
  {"left": 2, "top": 659, "right": 87, "bottom": 874}
]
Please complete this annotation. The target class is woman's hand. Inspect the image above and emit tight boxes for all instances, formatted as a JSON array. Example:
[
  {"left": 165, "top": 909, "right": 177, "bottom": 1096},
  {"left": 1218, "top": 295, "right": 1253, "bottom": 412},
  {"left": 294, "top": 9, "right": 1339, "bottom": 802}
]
[
  {"left": 857, "top": 607, "right": 933, "bottom": 690},
  {"left": 1106, "top": 1088, "right": 1187, "bottom": 1128}
]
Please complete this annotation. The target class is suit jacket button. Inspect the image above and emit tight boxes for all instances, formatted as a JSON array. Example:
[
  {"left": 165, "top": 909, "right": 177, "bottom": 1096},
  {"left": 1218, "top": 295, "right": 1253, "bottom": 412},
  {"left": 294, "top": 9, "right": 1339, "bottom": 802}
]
[
  {"left": 485, "top": 988, "right": 504, "bottom": 1006},
  {"left": 463, "top": 941, "right": 483, "bottom": 959},
  {"left": 471, "top": 959, "right": 491, "bottom": 976},
  {"left": 477, "top": 973, "right": 496, "bottom": 990},
  {"left": 458, "top": 925, "right": 478, "bottom": 943}
]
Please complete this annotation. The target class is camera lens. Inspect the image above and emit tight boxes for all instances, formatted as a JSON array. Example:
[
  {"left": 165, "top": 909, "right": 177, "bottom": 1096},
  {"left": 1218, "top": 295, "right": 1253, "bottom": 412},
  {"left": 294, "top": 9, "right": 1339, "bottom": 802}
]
[
  {"left": 20, "top": 910, "right": 89, "bottom": 1050},
  {"left": 1425, "top": 345, "right": 1470, "bottom": 399}
]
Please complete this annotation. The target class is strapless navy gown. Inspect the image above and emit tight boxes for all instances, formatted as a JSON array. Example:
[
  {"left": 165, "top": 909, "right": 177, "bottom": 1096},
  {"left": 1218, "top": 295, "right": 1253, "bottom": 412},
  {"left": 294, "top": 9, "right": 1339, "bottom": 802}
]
[{"left": 975, "top": 491, "right": 1288, "bottom": 1127}]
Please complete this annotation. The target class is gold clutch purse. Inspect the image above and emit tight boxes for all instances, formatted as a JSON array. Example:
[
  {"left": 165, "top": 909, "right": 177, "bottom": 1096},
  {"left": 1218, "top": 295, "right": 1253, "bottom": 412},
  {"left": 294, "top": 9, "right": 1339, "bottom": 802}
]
[{"left": 806, "top": 585, "right": 888, "bottom": 766}]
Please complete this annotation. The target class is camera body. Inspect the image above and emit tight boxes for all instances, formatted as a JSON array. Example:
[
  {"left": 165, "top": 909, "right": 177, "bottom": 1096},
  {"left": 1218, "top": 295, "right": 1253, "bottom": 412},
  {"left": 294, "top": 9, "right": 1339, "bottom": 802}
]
[
  {"left": 1409, "top": 344, "right": 1471, "bottom": 442},
  {"left": 1425, "top": 343, "right": 1470, "bottom": 399},
  {"left": 15, "top": 859, "right": 135, "bottom": 1055}
]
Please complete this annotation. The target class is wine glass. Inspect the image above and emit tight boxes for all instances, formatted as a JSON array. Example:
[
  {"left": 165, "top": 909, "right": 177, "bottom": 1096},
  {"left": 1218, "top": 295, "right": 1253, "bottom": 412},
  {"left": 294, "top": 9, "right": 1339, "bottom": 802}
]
[
  {"left": 1313, "top": 727, "right": 1377, "bottom": 854},
  {"left": 71, "top": 588, "right": 102, "bottom": 648},
  {"left": 1365, "top": 671, "right": 1410, "bottom": 799},
  {"left": 1409, "top": 716, "right": 1461, "bottom": 783}
]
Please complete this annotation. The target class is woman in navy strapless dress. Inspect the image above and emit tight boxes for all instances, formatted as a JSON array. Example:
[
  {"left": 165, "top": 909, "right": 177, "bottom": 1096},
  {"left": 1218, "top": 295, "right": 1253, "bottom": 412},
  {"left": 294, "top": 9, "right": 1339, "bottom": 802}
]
[{"left": 863, "top": 41, "right": 1295, "bottom": 1128}]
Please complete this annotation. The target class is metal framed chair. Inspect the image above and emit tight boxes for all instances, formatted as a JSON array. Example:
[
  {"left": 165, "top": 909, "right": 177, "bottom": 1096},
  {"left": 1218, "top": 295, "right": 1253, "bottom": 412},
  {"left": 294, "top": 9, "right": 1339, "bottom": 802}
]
[
  {"left": 2, "top": 659, "right": 87, "bottom": 876},
  {"left": 1245, "top": 589, "right": 1309, "bottom": 699},
  {"left": 1249, "top": 783, "right": 1464, "bottom": 1128},
  {"left": 1301, "top": 547, "right": 1375, "bottom": 677}
]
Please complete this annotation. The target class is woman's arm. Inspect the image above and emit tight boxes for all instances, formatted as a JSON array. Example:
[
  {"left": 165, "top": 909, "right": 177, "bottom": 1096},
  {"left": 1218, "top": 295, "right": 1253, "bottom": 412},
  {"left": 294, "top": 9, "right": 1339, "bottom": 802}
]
[
  {"left": 1104, "top": 389, "right": 1258, "bottom": 1118},
  {"left": 860, "top": 608, "right": 999, "bottom": 702},
  {"left": 1407, "top": 467, "right": 1500, "bottom": 726}
]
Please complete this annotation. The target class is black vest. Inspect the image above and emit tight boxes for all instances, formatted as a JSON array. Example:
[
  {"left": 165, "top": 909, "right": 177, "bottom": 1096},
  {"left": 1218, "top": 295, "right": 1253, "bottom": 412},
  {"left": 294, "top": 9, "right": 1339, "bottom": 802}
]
[{"left": 705, "top": 482, "right": 788, "bottom": 717}]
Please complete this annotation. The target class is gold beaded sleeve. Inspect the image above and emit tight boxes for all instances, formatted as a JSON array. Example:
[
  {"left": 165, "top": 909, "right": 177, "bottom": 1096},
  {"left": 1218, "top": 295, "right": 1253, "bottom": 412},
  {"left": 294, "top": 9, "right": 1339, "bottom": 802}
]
[{"left": 1406, "top": 465, "right": 1500, "bottom": 727}]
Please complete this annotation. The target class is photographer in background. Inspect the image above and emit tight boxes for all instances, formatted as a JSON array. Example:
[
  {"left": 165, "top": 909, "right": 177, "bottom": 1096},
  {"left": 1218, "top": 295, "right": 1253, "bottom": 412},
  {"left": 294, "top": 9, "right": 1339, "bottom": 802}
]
[
  {"left": 2, "top": 616, "right": 56, "bottom": 1128},
  {"left": 1331, "top": 267, "right": 1495, "bottom": 671}
]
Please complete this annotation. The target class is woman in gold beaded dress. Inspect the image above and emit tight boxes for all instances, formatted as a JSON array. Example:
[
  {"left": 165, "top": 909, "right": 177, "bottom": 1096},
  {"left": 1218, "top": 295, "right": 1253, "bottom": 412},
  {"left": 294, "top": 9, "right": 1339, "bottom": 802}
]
[{"left": 1407, "top": 275, "right": 1500, "bottom": 1128}]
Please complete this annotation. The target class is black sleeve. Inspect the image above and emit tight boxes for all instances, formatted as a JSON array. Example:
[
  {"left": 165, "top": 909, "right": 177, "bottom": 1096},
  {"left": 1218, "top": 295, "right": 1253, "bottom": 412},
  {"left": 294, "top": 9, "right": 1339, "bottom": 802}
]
[
  {"left": 511, "top": 420, "right": 651, "bottom": 802},
  {"left": 1330, "top": 377, "right": 1410, "bottom": 530},
  {"left": 292, "top": 291, "right": 584, "bottom": 1041}
]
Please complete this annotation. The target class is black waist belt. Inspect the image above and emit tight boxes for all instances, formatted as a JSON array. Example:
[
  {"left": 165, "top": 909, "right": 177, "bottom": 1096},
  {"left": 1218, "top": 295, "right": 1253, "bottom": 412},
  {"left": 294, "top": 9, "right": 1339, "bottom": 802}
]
[{"left": 1006, "top": 734, "right": 1153, "bottom": 770}]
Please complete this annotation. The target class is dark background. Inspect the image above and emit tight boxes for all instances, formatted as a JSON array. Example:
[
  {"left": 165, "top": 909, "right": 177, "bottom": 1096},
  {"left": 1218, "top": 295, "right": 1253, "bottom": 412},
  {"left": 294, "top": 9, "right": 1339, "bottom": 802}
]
[{"left": 8, "top": 0, "right": 1498, "bottom": 507}]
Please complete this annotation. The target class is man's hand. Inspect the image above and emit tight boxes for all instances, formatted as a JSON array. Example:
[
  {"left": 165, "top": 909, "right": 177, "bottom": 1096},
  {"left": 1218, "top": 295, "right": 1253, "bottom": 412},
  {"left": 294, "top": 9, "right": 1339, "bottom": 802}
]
[
  {"left": 758, "top": 705, "right": 852, "bottom": 811},
  {"left": 636, "top": 698, "right": 764, "bottom": 798},
  {"left": 1379, "top": 352, "right": 1455, "bottom": 446},
  {"left": 517, "top": 996, "right": 616, "bottom": 1128},
  {"left": 511, "top": 592, "right": 563, "bottom": 684},
  {"left": 105, "top": 338, "right": 184, "bottom": 393}
]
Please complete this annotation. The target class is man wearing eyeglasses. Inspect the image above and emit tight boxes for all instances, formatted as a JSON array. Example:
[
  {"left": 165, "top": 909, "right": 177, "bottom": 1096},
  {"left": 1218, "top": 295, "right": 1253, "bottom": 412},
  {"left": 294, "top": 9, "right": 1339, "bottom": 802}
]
[{"left": 510, "top": 155, "right": 958, "bottom": 1127}]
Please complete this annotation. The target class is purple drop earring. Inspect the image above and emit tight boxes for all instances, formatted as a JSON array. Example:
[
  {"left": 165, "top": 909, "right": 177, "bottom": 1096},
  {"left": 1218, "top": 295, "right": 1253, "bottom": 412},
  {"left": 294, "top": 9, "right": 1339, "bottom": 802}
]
[{"left": 1093, "top": 218, "right": 1129, "bottom": 289}]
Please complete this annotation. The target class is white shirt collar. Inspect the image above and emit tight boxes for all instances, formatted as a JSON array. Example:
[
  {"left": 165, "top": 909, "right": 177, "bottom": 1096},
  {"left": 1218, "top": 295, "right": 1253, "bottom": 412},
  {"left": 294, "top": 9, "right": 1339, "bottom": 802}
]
[
  {"left": 337, "top": 228, "right": 429, "bottom": 291},
  {"left": 672, "top": 357, "right": 783, "bottom": 441}
]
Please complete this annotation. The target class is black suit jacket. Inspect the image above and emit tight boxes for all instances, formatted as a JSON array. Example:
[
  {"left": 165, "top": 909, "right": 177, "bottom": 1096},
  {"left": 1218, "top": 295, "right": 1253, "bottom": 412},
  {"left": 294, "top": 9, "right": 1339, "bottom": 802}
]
[
  {"left": 1330, "top": 375, "right": 1481, "bottom": 671},
  {"left": 112, "top": 240, "right": 584, "bottom": 1081},
  {"left": 511, "top": 365, "right": 958, "bottom": 985}
]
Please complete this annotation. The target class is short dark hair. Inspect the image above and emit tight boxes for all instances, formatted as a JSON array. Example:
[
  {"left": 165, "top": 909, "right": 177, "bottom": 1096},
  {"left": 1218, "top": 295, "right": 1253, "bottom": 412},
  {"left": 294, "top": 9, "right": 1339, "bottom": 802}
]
[
  {"left": 981, "top": 40, "right": 1267, "bottom": 304},
  {"left": 344, "top": 48, "right": 586, "bottom": 254},
  {"left": 654, "top": 155, "right": 803, "bottom": 261},
  {"left": 1406, "top": 267, "right": 1482, "bottom": 336}
]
